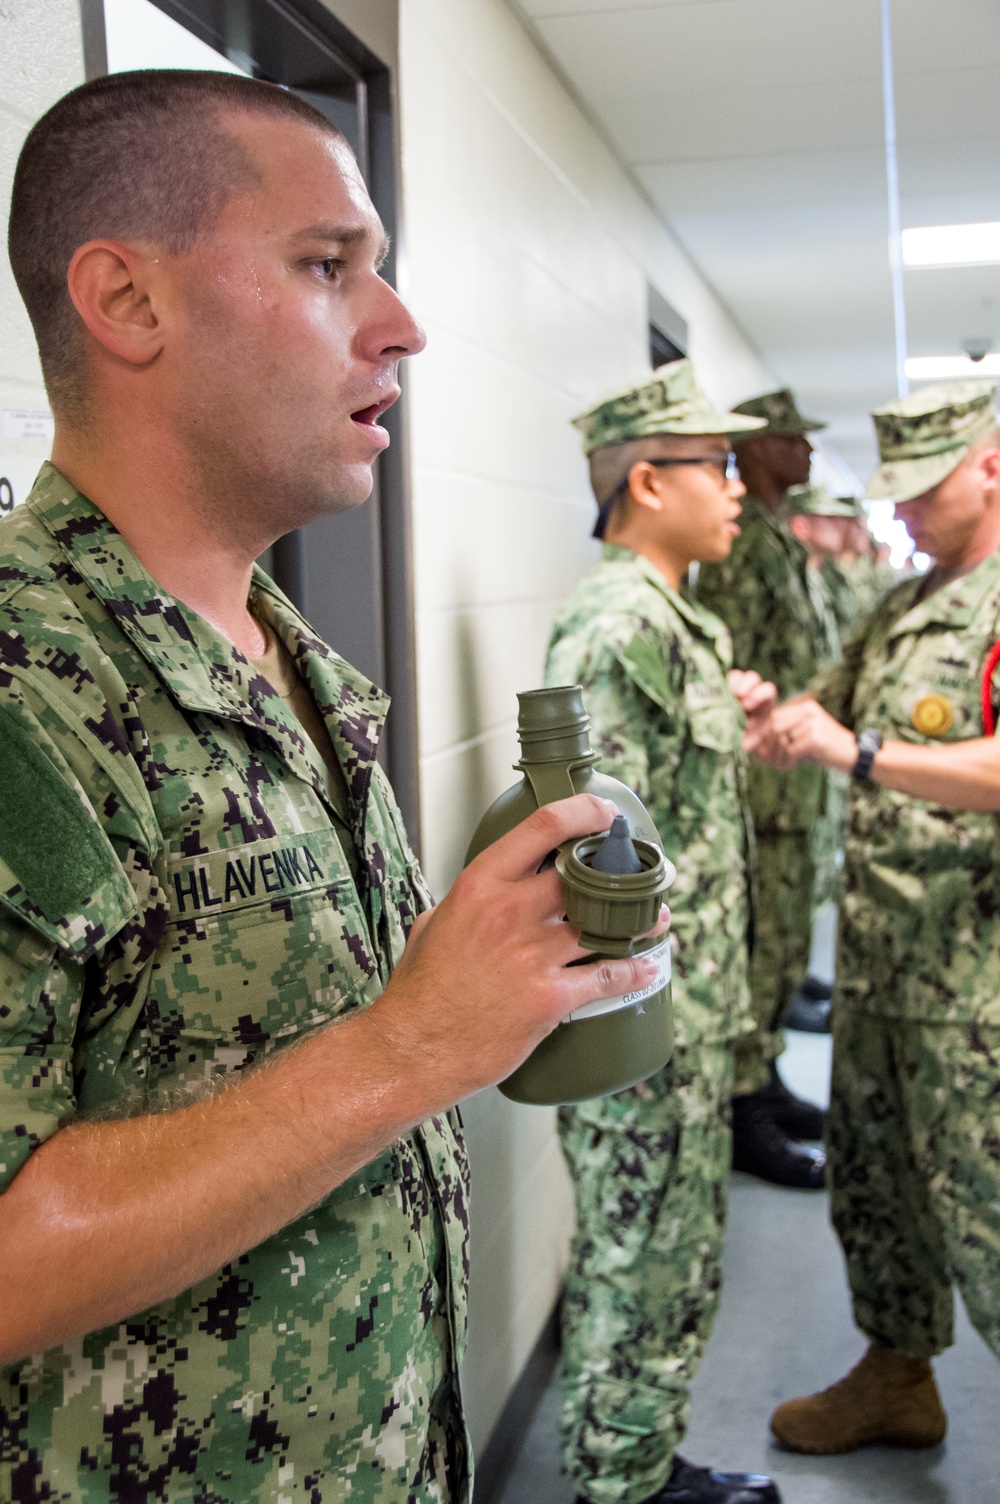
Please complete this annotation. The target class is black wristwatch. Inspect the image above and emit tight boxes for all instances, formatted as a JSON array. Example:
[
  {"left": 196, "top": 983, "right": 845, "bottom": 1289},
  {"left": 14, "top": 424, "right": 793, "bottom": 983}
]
[{"left": 852, "top": 728, "right": 883, "bottom": 782}]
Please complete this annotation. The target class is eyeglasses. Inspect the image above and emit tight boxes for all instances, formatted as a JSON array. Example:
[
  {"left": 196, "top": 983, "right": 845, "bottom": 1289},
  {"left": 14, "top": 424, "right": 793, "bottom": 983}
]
[
  {"left": 592, "top": 451, "right": 739, "bottom": 539},
  {"left": 646, "top": 452, "right": 739, "bottom": 482}
]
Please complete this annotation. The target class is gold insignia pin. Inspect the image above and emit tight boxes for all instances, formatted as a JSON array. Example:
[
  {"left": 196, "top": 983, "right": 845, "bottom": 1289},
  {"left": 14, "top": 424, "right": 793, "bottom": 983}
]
[{"left": 911, "top": 694, "right": 954, "bottom": 737}]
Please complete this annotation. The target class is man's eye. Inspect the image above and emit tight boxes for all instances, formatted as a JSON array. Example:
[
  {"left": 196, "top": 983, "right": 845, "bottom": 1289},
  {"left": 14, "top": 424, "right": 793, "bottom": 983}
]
[{"left": 317, "top": 257, "right": 342, "bottom": 279}]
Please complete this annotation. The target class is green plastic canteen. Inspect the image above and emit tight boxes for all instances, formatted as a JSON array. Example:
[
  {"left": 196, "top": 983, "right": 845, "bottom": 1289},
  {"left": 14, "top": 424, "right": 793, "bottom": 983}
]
[{"left": 464, "top": 686, "right": 675, "bottom": 1105}]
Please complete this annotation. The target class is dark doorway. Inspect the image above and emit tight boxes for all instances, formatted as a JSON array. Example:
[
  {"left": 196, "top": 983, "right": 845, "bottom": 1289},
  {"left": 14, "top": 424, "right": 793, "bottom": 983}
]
[
  {"left": 648, "top": 285, "right": 689, "bottom": 371},
  {"left": 649, "top": 323, "right": 686, "bottom": 369},
  {"left": 84, "top": 0, "right": 421, "bottom": 844}
]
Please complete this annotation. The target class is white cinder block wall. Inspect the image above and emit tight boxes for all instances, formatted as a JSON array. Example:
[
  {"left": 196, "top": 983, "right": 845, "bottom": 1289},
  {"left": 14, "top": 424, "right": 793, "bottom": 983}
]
[
  {"left": 395, "top": 0, "right": 770, "bottom": 1459},
  {"left": 0, "top": 1, "right": 83, "bottom": 504}
]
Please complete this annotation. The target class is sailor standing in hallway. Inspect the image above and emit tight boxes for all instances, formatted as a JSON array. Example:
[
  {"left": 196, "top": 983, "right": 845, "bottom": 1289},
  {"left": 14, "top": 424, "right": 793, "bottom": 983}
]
[
  {"left": 545, "top": 359, "right": 783, "bottom": 1504},
  {"left": 791, "top": 490, "right": 891, "bottom": 643},
  {"left": 836, "top": 523, "right": 900, "bottom": 629},
  {"left": 753, "top": 381, "right": 1000, "bottom": 1453},
  {"left": 780, "top": 482, "right": 854, "bottom": 923},
  {"left": 0, "top": 70, "right": 665, "bottom": 1503},
  {"left": 697, "top": 390, "right": 830, "bottom": 1189}
]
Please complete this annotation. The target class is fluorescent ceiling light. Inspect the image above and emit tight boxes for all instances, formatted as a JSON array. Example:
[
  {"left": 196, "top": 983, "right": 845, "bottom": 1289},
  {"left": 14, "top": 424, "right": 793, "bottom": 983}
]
[
  {"left": 906, "top": 355, "right": 1000, "bottom": 380},
  {"left": 902, "top": 222, "right": 1000, "bottom": 268}
]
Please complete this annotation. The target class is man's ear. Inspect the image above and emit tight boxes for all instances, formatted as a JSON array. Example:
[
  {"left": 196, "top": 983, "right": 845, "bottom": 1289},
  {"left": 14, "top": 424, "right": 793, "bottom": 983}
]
[
  {"left": 978, "top": 443, "right": 1000, "bottom": 490},
  {"left": 626, "top": 461, "right": 665, "bottom": 513},
  {"left": 788, "top": 514, "right": 810, "bottom": 544},
  {"left": 66, "top": 240, "right": 166, "bottom": 369}
]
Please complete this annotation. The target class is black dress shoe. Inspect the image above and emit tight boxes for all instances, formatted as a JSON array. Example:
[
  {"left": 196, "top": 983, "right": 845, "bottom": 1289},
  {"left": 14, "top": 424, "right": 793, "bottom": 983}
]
[
  {"left": 799, "top": 974, "right": 833, "bottom": 1001},
  {"left": 731, "top": 1096, "right": 825, "bottom": 1189},
  {"left": 757, "top": 1062, "right": 825, "bottom": 1140},
  {"left": 650, "top": 1454, "right": 781, "bottom": 1503},
  {"left": 574, "top": 1455, "right": 781, "bottom": 1504},
  {"left": 781, "top": 992, "right": 832, "bottom": 1034}
]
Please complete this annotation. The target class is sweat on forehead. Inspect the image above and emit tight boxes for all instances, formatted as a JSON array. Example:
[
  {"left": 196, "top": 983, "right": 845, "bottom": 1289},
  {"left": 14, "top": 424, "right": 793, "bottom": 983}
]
[{"left": 8, "top": 69, "right": 346, "bottom": 416}]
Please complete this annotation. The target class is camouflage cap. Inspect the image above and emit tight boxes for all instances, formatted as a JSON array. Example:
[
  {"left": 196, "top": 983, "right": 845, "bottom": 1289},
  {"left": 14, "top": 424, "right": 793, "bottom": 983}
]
[
  {"left": 731, "top": 388, "right": 826, "bottom": 438},
  {"left": 782, "top": 482, "right": 865, "bottom": 520},
  {"left": 572, "top": 358, "right": 765, "bottom": 456},
  {"left": 866, "top": 379, "right": 999, "bottom": 504}
]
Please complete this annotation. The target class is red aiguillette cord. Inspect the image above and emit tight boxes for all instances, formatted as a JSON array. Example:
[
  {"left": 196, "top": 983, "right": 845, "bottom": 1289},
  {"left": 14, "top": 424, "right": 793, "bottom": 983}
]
[{"left": 981, "top": 639, "right": 1000, "bottom": 736}]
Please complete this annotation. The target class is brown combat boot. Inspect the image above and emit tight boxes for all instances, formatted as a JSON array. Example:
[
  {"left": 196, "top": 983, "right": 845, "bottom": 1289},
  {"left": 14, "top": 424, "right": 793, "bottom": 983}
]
[{"left": 770, "top": 1344, "right": 947, "bottom": 1454}]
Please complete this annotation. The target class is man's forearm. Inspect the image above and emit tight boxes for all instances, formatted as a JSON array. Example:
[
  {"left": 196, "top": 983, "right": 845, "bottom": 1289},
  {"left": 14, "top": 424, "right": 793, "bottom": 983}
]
[
  {"left": 0, "top": 1005, "right": 429, "bottom": 1365},
  {"left": 869, "top": 735, "right": 1000, "bottom": 811},
  {"left": 758, "top": 696, "right": 1000, "bottom": 810}
]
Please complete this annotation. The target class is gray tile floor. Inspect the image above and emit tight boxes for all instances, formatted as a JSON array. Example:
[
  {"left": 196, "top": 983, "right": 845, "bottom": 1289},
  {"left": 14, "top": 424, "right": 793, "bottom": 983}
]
[{"left": 496, "top": 1032, "right": 1000, "bottom": 1504}]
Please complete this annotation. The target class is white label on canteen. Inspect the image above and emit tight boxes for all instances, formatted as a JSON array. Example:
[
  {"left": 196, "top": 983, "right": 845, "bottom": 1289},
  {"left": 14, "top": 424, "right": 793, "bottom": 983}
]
[{"left": 565, "top": 939, "right": 671, "bottom": 1023}]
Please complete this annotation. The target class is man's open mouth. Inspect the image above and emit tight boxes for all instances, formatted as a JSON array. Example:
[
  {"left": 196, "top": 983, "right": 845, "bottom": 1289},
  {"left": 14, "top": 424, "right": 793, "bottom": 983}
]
[{"left": 350, "top": 395, "right": 397, "bottom": 427}]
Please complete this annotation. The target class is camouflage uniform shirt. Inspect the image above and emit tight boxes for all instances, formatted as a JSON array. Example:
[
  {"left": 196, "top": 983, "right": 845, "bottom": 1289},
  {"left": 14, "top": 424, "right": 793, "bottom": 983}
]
[
  {"left": 0, "top": 465, "right": 470, "bottom": 1502},
  {"left": 825, "top": 555, "right": 897, "bottom": 634},
  {"left": 545, "top": 546, "right": 752, "bottom": 1049},
  {"left": 821, "top": 558, "right": 862, "bottom": 642},
  {"left": 697, "top": 493, "right": 826, "bottom": 833},
  {"left": 812, "top": 549, "right": 1000, "bottom": 1026}
]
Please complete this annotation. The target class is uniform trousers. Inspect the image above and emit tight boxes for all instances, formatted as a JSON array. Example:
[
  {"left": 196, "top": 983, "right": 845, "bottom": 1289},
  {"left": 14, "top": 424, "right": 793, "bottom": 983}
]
[
  {"left": 734, "top": 831, "right": 814, "bottom": 1095},
  {"left": 558, "top": 1041, "right": 733, "bottom": 1504},
  {"left": 828, "top": 1007, "right": 1000, "bottom": 1361},
  {"left": 810, "top": 770, "right": 847, "bottom": 910}
]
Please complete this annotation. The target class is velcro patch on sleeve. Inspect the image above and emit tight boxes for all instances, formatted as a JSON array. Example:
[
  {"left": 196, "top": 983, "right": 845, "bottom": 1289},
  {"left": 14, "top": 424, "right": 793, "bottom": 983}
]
[
  {"left": 0, "top": 708, "right": 138, "bottom": 958},
  {"left": 617, "top": 630, "right": 674, "bottom": 717}
]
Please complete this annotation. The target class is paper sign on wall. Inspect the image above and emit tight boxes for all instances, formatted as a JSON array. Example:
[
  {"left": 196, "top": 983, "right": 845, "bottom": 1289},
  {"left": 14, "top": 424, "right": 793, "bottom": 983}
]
[{"left": 1, "top": 409, "right": 54, "bottom": 443}]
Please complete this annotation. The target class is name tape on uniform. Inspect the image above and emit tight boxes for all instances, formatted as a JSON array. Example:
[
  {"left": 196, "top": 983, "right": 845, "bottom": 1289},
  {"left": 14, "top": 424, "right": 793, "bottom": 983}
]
[{"left": 171, "top": 840, "right": 329, "bottom": 915}]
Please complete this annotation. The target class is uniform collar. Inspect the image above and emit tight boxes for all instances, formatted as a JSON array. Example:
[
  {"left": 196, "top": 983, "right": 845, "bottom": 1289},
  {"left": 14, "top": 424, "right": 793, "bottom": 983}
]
[
  {"left": 736, "top": 492, "right": 772, "bottom": 528},
  {"left": 27, "top": 463, "right": 388, "bottom": 813},
  {"left": 741, "top": 492, "right": 806, "bottom": 555},
  {"left": 601, "top": 543, "right": 733, "bottom": 662},
  {"left": 889, "top": 548, "right": 1000, "bottom": 637}
]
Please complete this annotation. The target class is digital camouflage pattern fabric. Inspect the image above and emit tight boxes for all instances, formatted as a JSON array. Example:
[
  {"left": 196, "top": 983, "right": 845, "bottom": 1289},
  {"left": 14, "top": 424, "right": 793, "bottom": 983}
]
[
  {"left": 730, "top": 388, "right": 825, "bottom": 437},
  {"left": 545, "top": 547, "right": 753, "bottom": 1054},
  {"left": 0, "top": 464, "right": 471, "bottom": 1504},
  {"left": 557, "top": 1042, "right": 733, "bottom": 1504},
  {"left": 697, "top": 495, "right": 831, "bottom": 1089},
  {"left": 828, "top": 1009, "right": 1000, "bottom": 1361},
  {"left": 696, "top": 494, "right": 829, "bottom": 832},
  {"left": 544, "top": 545, "right": 752, "bottom": 1502},
  {"left": 814, "top": 549, "right": 1000, "bottom": 1366},
  {"left": 781, "top": 482, "right": 891, "bottom": 641},
  {"left": 571, "top": 359, "right": 764, "bottom": 457},
  {"left": 823, "top": 554, "right": 897, "bottom": 638},
  {"left": 748, "top": 832, "right": 816, "bottom": 1021},
  {"left": 778, "top": 485, "right": 861, "bottom": 909},
  {"left": 781, "top": 481, "right": 862, "bottom": 520},
  {"left": 812, "top": 549, "right": 1000, "bottom": 1027},
  {"left": 866, "top": 379, "right": 998, "bottom": 505},
  {"left": 802, "top": 567, "right": 845, "bottom": 909}
]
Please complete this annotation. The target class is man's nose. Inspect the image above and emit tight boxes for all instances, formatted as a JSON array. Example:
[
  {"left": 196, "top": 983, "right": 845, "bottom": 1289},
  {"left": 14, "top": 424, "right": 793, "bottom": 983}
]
[{"left": 375, "top": 279, "right": 426, "bottom": 359}]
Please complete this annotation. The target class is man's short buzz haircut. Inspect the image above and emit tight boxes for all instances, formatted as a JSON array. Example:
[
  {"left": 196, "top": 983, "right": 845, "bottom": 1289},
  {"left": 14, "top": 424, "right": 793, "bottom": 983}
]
[{"left": 8, "top": 70, "right": 344, "bottom": 417}]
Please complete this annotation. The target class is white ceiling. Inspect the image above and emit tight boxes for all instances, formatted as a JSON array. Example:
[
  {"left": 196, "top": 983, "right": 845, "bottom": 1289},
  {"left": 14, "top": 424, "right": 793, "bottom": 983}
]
[{"left": 511, "top": 0, "right": 1000, "bottom": 481}]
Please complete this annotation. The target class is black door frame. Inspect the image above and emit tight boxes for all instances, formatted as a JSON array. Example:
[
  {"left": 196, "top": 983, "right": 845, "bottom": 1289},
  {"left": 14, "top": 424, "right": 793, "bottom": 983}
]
[{"left": 78, "top": 0, "right": 422, "bottom": 848}]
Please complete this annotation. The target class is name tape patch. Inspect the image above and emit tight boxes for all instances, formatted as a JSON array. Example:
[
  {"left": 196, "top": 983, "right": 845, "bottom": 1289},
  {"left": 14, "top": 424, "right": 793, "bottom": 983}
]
[{"left": 171, "top": 841, "right": 329, "bottom": 915}]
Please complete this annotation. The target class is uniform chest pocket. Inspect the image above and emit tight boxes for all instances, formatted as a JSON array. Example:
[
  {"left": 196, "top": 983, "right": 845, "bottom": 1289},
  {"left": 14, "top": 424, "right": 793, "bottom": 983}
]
[
  {"left": 883, "top": 651, "right": 981, "bottom": 744},
  {"left": 685, "top": 681, "right": 743, "bottom": 754},
  {"left": 144, "top": 830, "right": 381, "bottom": 1088}
]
